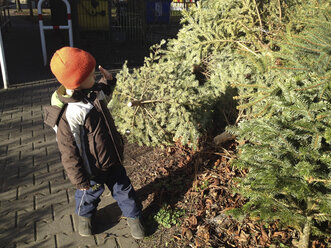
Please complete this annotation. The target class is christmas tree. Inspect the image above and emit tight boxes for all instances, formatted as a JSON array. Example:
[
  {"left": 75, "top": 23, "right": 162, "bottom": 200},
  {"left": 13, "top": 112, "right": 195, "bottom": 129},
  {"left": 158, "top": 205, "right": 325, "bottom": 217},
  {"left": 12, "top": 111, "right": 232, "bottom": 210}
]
[
  {"left": 229, "top": 4, "right": 331, "bottom": 248},
  {"left": 109, "top": 0, "right": 292, "bottom": 148}
]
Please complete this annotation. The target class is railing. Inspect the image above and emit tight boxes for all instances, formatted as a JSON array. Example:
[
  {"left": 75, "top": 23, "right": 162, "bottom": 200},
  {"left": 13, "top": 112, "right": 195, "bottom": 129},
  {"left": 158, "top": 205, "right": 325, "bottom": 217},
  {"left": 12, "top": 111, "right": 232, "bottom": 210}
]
[
  {"left": 38, "top": 0, "right": 73, "bottom": 66},
  {"left": 0, "top": 3, "right": 13, "bottom": 89}
]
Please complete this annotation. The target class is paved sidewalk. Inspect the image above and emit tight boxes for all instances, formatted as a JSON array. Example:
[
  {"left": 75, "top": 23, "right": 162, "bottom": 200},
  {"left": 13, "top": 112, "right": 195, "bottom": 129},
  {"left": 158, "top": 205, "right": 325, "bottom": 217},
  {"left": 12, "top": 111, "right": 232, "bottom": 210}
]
[{"left": 0, "top": 81, "right": 140, "bottom": 248}]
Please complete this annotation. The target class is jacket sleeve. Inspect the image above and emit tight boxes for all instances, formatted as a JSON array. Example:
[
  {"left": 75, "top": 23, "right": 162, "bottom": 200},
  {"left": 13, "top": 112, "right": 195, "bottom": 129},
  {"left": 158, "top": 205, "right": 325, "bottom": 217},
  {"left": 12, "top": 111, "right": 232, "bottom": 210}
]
[
  {"left": 56, "top": 114, "right": 90, "bottom": 189},
  {"left": 97, "top": 76, "right": 117, "bottom": 97}
]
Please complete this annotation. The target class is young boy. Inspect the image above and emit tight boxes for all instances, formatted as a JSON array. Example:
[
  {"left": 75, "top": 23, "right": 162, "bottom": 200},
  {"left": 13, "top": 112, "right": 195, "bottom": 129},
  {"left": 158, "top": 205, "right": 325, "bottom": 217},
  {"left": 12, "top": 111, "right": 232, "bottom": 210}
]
[{"left": 44, "top": 47, "right": 144, "bottom": 239}]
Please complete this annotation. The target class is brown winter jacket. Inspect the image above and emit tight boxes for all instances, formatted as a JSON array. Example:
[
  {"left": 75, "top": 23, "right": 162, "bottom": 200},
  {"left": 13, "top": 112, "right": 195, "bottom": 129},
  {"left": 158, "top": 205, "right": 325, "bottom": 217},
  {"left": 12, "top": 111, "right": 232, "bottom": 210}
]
[{"left": 44, "top": 78, "right": 124, "bottom": 189}]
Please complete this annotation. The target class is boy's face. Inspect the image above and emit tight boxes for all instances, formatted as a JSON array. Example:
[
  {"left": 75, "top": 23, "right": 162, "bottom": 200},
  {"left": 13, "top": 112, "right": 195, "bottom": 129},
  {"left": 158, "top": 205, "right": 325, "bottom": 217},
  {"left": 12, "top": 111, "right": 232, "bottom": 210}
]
[{"left": 78, "top": 68, "right": 96, "bottom": 90}]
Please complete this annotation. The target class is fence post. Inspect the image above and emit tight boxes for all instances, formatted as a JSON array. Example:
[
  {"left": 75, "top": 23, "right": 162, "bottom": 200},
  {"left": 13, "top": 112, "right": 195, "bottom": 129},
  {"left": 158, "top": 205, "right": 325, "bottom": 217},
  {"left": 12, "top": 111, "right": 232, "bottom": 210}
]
[
  {"left": 0, "top": 28, "right": 9, "bottom": 89},
  {"left": 38, "top": 0, "right": 74, "bottom": 66}
]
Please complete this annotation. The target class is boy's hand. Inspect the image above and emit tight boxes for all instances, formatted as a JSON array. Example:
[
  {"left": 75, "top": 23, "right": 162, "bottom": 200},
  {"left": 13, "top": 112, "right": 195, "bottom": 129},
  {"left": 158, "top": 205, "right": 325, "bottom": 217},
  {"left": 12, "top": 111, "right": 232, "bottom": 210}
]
[
  {"left": 79, "top": 186, "right": 90, "bottom": 191},
  {"left": 99, "top": 65, "right": 113, "bottom": 81}
]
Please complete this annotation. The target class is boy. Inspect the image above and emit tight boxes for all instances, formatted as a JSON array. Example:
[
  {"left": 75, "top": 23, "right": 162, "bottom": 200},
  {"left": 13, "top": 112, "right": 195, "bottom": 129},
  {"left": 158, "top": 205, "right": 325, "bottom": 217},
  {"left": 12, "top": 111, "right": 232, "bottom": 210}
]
[{"left": 44, "top": 47, "right": 144, "bottom": 239}]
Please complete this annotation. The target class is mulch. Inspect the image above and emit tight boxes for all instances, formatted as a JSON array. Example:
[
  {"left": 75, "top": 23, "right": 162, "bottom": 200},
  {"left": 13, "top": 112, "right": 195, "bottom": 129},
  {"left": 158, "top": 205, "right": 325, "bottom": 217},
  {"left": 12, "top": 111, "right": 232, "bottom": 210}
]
[{"left": 123, "top": 138, "right": 330, "bottom": 248}]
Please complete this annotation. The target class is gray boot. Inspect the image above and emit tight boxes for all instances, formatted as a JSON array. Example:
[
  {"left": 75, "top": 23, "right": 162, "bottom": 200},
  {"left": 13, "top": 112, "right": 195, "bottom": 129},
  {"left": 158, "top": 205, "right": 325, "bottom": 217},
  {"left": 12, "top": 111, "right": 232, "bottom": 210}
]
[
  {"left": 127, "top": 217, "right": 145, "bottom": 239},
  {"left": 78, "top": 216, "right": 92, "bottom": 237}
]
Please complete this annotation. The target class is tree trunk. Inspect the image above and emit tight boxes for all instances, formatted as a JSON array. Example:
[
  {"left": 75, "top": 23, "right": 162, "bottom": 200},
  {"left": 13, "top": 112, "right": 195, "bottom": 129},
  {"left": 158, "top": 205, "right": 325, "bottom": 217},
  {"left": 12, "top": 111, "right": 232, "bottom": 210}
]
[
  {"left": 16, "top": 0, "right": 22, "bottom": 11},
  {"left": 28, "top": 0, "right": 33, "bottom": 16},
  {"left": 298, "top": 216, "right": 312, "bottom": 248}
]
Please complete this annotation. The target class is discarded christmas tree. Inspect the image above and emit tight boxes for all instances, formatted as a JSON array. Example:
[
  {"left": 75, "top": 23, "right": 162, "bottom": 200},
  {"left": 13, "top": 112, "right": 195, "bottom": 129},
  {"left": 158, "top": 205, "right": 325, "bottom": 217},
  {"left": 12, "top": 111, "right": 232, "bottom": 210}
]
[
  {"left": 229, "top": 5, "right": 331, "bottom": 248},
  {"left": 109, "top": 0, "right": 290, "bottom": 148}
]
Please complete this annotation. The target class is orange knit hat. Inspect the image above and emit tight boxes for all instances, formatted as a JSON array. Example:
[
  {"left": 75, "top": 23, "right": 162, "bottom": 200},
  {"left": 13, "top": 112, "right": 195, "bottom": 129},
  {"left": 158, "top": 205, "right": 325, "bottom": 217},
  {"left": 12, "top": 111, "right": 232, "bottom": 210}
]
[{"left": 50, "top": 47, "right": 96, "bottom": 89}]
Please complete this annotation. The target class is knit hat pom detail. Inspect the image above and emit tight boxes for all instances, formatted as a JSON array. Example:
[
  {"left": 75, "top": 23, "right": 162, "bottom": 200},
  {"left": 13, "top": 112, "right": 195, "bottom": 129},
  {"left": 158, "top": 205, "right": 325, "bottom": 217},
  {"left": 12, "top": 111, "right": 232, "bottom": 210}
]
[{"left": 50, "top": 47, "right": 96, "bottom": 89}]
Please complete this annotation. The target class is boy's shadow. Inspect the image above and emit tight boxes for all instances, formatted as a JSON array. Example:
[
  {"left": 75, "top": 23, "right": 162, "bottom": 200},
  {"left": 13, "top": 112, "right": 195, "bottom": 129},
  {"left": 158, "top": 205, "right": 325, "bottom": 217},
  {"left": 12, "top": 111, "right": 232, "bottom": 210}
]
[
  {"left": 93, "top": 150, "right": 209, "bottom": 237},
  {"left": 93, "top": 202, "right": 122, "bottom": 234}
]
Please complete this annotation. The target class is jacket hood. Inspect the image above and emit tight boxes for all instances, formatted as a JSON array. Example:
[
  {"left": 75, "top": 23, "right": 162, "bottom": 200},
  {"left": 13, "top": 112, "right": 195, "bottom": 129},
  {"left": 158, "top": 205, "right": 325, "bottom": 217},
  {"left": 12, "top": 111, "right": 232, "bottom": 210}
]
[{"left": 53, "top": 85, "right": 86, "bottom": 105}]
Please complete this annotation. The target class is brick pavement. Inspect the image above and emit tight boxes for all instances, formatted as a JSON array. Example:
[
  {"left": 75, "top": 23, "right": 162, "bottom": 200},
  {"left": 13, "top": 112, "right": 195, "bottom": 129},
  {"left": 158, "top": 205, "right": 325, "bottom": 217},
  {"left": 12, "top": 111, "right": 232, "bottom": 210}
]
[{"left": 0, "top": 81, "right": 140, "bottom": 248}]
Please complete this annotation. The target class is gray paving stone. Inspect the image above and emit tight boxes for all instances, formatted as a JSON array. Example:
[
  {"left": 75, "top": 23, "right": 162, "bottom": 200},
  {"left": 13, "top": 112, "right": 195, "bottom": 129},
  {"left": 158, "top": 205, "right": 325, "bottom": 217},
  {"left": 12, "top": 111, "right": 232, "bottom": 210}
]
[
  {"left": 1, "top": 195, "right": 34, "bottom": 213},
  {"left": 117, "top": 235, "right": 140, "bottom": 248},
  {"left": 95, "top": 237, "right": 118, "bottom": 248},
  {"left": 33, "top": 139, "right": 57, "bottom": 150},
  {"left": 2, "top": 174, "right": 33, "bottom": 192},
  {"left": 57, "top": 232, "right": 98, "bottom": 248},
  {"left": 53, "top": 203, "right": 75, "bottom": 218},
  {"left": 0, "top": 229, "right": 17, "bottom": 248},
  {"left": 34, "top": 169, "right": 64, "bottom": 186},
  {"left": 19, "top": 164, "right": 40, "bottom": 179},
  {"left": 0, "top": 210, "right": 16, "bottom": 232},
  {"left": 8, "top": 225, "right": 35, "bottom": 245},
  {"left": 35, "top": 190, "right": 68, "bottom": 209},
  {"left": 36, "top": 215, "right": 73, "bottom": 241},
  {"left": 47, "top": 161, "right": 64, "bottom": 174},
  {"left": 16, "top": 236, "right": 56, "bottom": 248},
  {"left": 0, "top": 187, "right": 17, "bottom": 201},
  {"left": 50, "top": 179, "right": 72, "bottom": 195},
  {"left": 19, "top": 183, "right": 50, "bottom": 199},
  {"left": 18, "top": 207, "right": 52, "bottom": 228}
]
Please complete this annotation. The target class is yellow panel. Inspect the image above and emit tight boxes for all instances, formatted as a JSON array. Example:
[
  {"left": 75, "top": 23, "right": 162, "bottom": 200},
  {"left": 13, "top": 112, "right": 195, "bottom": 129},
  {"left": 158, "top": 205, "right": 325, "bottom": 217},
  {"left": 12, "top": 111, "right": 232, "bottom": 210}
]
[{"left": 77, "top": 0, "right": 109, "bottom": 31}]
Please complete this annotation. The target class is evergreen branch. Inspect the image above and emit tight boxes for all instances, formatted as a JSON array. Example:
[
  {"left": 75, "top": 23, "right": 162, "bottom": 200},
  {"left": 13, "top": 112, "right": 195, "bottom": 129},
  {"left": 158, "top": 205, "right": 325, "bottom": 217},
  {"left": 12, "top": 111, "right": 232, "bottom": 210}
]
[
  {"left": 278, "top": 0, "right": 282, "bottom": 23},
  {"left": 143, "top": 107, "right": 169, "bottom": 136},
  {"left": 297, "top": 98, "right": 315, "bottom": 122},
  {"left": 326, "top": 55, "right": 331, "bottom": 69},
  {"left": 120, "top": 91, "right": 139, "bottom": 101},
  {"left": 294, "top": 81, "right": 325, "bottom": 91},
  {"left": 311, "top": 33, "right": 330, "bottom": 47},
  {"left": 320, "top": 75, "right": 331, "bottom": 80},
  {"left": 273, "top": 197, "right": 294, "bottom": 211},
  {"left": 128, "top": 99, "right": 168, "bottom": 107},
  {"left": 253, "top": 0, "right": 263, "bottom": 39},
  {"left": 235, "top": 109, "right": 245, "bottom": 125},
  {"left": 319, "top": 85, "right": 328, "bottom": 99},
  {"left": 306, "top": 177, "right": 331, "bottom": 184},
  {"left": 253, "top": 103, "right": 272, "bottom": 118},
  {"left": 236, "top": 42, "right": 260, "bottom": 57},
  {"left": 313, "top": 134, "right": 320, "bottom": 149},
  {"left": 313, "top": 213, "right": 330, "bottom": 219},
  {"left": 236, "top": 94, "right": 271, "bottom": 110},
  {"left": 315, "top": 53, "right": 328, "bottom": 68},
  {"left": 199, "top": 39, "right": 251, "bottom": 45},
  {"left": 131, "top": 106, "right": 141, "bottom": 129},
  {"left": 270, "top": 66, "right": 308, "bottom": 71},
  {"left": 292, "top": 124, "right": 313, "bottom": 132},
  {"left": 233, "top": 91, "right": 271, "bottom": 100},
  {"left": 290, "top": 43, "right": 322, "bottom": 53},
  {"left": 278, "top": 133, "right": 299, "bottom": 158},
  {"left": 316, "top": 113, "right": 330, "bottom": 121},
  {"left": 231, "top": 83, "right": 269, "bottom": 89},
  {"left": 292, "top": 35, "right": 330, "bottom": 48}
]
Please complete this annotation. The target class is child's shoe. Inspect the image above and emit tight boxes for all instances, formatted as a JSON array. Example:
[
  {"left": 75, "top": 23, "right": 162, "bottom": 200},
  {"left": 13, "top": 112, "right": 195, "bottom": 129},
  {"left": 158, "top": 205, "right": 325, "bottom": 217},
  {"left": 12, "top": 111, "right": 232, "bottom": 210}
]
[
  {"left": 78, "top": 216, "right": 92, "bottom": 237},
  {"left": 127, "top": 217, "right": 145, "bottom": 239}
]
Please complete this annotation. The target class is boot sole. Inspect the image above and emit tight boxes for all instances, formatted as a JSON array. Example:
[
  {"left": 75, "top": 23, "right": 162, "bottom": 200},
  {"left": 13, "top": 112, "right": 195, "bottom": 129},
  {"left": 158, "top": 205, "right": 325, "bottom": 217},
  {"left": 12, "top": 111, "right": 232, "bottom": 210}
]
[{"left": 79, "top": 231, "right": 93, "bottom": 237}]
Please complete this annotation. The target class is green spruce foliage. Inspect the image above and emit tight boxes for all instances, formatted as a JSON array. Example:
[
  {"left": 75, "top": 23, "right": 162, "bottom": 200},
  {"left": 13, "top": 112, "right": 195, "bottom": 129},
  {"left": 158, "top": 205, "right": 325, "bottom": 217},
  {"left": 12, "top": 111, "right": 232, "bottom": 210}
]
[
  {"left": 229, "top": 5, "right": 331, "bottom": 248},
  {"left": 109, "top": 0, "right": 290, "bottom": 147},
  {"left": 109, "top": 1, "right": 330, "bottom": 246}
]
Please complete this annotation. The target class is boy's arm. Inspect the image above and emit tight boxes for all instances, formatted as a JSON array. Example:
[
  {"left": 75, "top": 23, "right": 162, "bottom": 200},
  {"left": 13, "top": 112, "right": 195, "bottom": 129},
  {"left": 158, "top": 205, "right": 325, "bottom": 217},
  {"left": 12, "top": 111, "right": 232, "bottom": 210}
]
[
  {"left": 97, "top": 65, "right": 117, "bottom": 96},
  {"left": 56, "top": 121, "right": 90, "bottom": 189}
]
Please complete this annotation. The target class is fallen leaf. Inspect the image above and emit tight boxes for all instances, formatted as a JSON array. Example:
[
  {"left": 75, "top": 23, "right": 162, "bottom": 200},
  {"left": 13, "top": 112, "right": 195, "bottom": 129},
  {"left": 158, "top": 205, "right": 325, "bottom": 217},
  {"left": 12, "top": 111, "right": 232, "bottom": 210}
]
[
  {"left": 259, "top": 225, "right": 269, "bottom": 245},
  {"left": 188, "top": 215, "right": 198, "bottom": 226},
  {"left": 272, "top": 231, "right": 286, "bottom": 239},
  {"left": 197, "top": 225, "right": 210, "bottom": 242},
  {"left": 238, "top": 230, "right": 249, "bottom": 242}
]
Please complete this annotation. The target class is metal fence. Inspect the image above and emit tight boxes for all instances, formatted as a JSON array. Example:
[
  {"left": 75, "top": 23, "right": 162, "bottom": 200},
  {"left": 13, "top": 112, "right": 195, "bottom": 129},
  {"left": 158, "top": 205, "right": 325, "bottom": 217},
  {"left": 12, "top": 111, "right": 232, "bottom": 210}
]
[{"left": 76, "top": 0, "right": 144, "bottom": 43}]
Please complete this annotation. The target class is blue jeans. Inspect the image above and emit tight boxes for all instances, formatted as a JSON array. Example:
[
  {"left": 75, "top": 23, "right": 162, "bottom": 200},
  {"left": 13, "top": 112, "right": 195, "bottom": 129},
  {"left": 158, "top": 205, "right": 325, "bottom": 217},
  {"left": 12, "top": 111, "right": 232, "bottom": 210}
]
[{"left": 75, "top": 164, "right": 141, "bottom": 218}]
